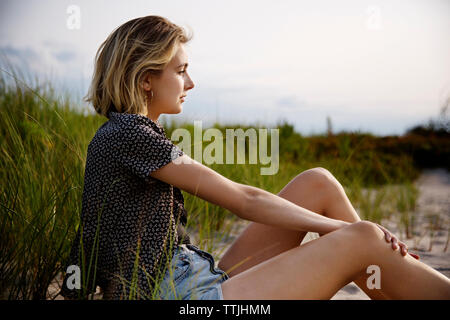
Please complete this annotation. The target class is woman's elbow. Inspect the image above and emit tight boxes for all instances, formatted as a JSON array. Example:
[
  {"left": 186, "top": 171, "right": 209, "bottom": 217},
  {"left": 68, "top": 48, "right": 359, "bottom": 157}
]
[{"left": 231, "top": 184, "right": 260, "bottom": 219}]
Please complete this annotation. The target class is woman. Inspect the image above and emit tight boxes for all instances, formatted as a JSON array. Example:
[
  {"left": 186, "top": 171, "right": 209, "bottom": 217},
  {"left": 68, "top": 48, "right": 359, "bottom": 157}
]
[{"left": 60, "top": 15, "right": 450, "bottom": 300}]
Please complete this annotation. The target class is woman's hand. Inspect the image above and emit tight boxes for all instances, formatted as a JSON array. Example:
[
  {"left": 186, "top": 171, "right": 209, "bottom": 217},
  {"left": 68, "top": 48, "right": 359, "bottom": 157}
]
[{"left": 375, "top": 223, "right": 420, "bottom": 260}]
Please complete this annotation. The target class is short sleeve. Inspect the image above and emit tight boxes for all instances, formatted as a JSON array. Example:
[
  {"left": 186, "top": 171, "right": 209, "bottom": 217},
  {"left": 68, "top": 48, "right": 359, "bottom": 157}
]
[{"left": 113, "top": 124, "right": 184, "bottom": 181}]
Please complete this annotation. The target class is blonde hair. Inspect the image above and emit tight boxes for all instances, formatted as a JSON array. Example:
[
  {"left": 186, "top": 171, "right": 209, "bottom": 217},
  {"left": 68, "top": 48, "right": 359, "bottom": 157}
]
[{"left": 85, "top": 15, "right": 193, "bottom": 118}]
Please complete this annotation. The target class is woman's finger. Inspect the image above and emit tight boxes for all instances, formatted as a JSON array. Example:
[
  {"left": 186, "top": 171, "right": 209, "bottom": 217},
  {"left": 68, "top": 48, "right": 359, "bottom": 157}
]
[
  {"left": 409, "top": 252, "right": 420, "bottom": 260},
  {"left": 391, "top": 237, "right": 399, "bottom": 250},
  {"left": 376, "top": 224, "right": 391, "bottom": 242},
  {"left": 385, "top": 232, "right": 391, "bottom": 243},
  {"left": 375, "top": 223, "right": 410, "bottom": 255},
  {"left": 399, "top": 243, "right": 408, "bottom": 256}
]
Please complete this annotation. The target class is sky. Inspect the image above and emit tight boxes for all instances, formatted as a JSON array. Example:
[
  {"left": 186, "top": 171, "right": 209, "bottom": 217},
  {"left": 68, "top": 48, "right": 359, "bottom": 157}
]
[{"left": 0, "top": 0, "right": 449, "bottom": 136}]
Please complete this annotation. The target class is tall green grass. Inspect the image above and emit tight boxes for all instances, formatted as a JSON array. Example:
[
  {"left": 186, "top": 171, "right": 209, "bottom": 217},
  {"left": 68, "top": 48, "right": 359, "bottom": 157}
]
[
  {"left": 0, "top": 68, "right": 104, "bottom": 299},
  {"left": 0, "top": 67, "right": 426, "bottom": 299}
]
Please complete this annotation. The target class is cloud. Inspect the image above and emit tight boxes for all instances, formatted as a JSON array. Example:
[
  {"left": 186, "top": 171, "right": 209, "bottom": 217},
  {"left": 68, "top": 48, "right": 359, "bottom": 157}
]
[
  {"left": 0, "top": 41, "right": 81, "bottom": 78},
  {"left": 0, "top": 42, "right": 87, "bottom": 102},
  {"left": 0, "top": 45, "right": 38, "bottom": 61},
  {"left": 52, "top": 50, "right": 77, "bottom": 62},
  {"left": 42, "top": 40, "right": 78, "bottom": 63},
  {"left": 0, "top": 45, "right": 40, "bottom": 79}
]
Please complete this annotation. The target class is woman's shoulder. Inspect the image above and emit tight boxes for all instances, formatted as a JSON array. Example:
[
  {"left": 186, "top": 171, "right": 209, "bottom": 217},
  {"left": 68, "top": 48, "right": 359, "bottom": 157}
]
[
  {"left": 90, "top": 112, "right": 165, "bottom": 146},
  {"left": 88, "top": 112, "right": 181, "bottom": 162},
  {"left": 108, "top": 112, "right": 165, "bottom": 135}
]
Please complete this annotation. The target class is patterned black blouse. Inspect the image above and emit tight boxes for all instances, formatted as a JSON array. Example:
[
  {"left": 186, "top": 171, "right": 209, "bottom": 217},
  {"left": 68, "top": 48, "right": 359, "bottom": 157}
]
[{"left": 60, "top": 111, "right": 190, "bottom": 300}]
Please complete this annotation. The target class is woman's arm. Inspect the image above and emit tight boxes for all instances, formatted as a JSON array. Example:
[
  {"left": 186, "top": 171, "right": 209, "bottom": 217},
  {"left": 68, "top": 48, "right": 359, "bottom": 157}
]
[{"left": 150, "top": 155, "right": 350, "bottom": 235}]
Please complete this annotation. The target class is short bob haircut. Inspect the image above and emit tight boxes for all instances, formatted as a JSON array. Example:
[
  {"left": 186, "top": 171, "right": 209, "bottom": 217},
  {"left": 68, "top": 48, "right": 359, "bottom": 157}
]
[{"left": 85, "top": 15, "right": 193, "bottom": 118}]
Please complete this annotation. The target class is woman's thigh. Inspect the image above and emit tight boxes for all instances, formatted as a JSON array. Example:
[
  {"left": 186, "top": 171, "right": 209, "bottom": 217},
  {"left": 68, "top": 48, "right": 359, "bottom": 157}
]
[
  {"left": 220, "top": 221, "right": 380, "bottom": 299},
  {"left": 218, "top": 168, "right": 332, "bottom": 277}
]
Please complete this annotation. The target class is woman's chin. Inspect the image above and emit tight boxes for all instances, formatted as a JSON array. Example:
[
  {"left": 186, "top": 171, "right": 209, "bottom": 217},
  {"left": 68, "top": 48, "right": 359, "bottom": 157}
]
[
  {"left": 174, "top": 107, "right": 183, "bottom": 114},
  {"left": 165, "top": 107, "right": 183, "bottom": 115}
]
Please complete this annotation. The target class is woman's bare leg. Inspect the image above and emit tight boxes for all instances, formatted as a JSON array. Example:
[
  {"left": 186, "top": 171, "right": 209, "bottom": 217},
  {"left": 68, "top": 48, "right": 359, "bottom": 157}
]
[
  {"left": 307, "top": 168, "right": 390, "bottom": 298},
  {"left": 220, "top": 167, "right": 400, "bottom": 299},
  {"left": 220, "top": 221, "right": 450, "bottom": 299},
  {"left": 219, "top": 168, "right": 333, "bottom": 276}
]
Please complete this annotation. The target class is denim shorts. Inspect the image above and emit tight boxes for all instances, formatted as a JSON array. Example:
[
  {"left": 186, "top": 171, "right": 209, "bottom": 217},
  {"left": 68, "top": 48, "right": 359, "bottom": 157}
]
[{"left": 158, "top": 244, "right": 229, "bottom": 300}]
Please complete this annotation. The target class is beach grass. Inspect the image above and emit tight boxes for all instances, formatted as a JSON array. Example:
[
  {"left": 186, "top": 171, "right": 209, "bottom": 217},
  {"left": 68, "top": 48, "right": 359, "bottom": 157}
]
[{"left": 0, "top": 67, "right": 444, "bottom": 299}]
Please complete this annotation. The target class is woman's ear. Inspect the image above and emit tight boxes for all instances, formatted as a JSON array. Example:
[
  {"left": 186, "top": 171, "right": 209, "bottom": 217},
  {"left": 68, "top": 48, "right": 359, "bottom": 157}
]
[{"left": 140, "top": 73, "right": 152, "bottom": 91}]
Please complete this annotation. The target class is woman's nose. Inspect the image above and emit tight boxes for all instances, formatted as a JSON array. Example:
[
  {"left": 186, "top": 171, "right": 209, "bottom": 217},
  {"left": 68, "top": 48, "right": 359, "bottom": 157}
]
[{"left": 185, "top": 74, "right": 195, "bottom": 91}]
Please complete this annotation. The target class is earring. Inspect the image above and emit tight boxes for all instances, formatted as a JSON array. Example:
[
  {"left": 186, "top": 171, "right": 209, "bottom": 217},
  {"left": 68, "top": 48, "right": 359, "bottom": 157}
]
[{"left": 144, "top": 90, "right": 153, "bottom": 106}]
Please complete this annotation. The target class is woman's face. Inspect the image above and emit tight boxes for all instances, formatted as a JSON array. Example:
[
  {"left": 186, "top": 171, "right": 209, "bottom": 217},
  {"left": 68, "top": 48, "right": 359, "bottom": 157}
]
[{"left": 144, "top": 43, "right": 195, "bottom": 121}]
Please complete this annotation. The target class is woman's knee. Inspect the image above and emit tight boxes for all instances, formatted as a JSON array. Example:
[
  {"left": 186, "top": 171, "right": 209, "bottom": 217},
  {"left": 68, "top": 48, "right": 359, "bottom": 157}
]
[
  {"left": 296, "top": 167, "right": 335, "bottom": 188},
  {"left": 295, "top": 167, "right": 344, "bottom": 201},
  {"left": 345, "top": 221, "right": 385, "bottom": 243},
  {"left": 281, "top": 167, "right": 337, "bottom": 214},
  {"left": 310, "top": 167, "right": 334, "bottom": 179},
  {"left": 324, "top": 222, "right": 385, "bottom": 264}
]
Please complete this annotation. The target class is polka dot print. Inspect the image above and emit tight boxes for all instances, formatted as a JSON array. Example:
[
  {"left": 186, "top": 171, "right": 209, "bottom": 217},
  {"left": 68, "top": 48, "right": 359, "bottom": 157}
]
[{"left": 60, "top": 111, "right": 190, "bottom": 299}]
